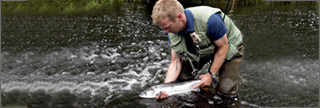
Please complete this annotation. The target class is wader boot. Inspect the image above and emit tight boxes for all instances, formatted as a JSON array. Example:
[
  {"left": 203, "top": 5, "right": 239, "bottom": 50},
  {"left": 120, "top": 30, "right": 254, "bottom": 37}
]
[{"left": 215, "top": 92, "right": 239, "bottom": 107}]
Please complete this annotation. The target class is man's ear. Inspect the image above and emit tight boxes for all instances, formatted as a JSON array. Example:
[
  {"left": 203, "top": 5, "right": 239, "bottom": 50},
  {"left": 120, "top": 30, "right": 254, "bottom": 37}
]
[{"left": 176, "top": 13, "right": 183, "bottom": 20}]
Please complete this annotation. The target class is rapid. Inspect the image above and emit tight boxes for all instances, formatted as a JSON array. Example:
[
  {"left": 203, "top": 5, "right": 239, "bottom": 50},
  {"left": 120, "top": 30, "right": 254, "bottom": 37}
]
[{"left": 1, "top": 2, "right": 319, "bottom": 108}]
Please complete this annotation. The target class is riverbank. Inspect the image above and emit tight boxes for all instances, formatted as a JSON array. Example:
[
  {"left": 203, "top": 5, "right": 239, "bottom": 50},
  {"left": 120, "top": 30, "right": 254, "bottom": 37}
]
[{"left": 1, "top": 0, "right": 318, "bottom": 15}]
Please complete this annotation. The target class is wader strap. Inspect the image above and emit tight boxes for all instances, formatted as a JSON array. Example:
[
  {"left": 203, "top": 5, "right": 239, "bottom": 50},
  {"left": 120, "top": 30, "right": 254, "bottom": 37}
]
[{"left": 187, "top": 56, "right": 198, "bottom": 76}]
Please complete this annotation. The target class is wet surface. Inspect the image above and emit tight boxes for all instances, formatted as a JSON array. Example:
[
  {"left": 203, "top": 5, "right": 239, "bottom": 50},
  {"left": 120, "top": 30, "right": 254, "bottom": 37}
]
[{"left": 1, "top": 2, "right": 319, "bottom": 108}]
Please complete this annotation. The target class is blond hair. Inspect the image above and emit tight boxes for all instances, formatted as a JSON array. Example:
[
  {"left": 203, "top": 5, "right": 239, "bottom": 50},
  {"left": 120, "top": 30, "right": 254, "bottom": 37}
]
[{"left": 151, "top": 0, "right": 184, "bottom": 25}]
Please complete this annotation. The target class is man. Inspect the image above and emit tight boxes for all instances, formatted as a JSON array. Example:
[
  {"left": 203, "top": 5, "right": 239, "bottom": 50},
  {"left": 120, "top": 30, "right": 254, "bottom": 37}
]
[{"left": 151, "top": 0, "right": 243, "bottom": 105}]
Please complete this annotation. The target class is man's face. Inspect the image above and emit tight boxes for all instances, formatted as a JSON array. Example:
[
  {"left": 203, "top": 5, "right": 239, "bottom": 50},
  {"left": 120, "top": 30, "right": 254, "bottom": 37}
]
[{"left": 158, "top": 16, "right": 182, "bottom": 34}]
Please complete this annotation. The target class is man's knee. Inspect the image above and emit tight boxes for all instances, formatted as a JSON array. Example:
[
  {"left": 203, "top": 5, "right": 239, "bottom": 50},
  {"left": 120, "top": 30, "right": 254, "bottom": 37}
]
[{"left": 217, "top": 78, "right": 238, "bottom": 95}]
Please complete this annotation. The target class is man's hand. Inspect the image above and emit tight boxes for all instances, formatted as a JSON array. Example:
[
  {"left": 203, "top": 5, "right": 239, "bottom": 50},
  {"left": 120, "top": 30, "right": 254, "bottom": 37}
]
[
  {"left": 193, "top": 73, "right": 213, "bottom": 89},
  {"left": 155, "top": 91, "right": 169, "bottom": 99}
]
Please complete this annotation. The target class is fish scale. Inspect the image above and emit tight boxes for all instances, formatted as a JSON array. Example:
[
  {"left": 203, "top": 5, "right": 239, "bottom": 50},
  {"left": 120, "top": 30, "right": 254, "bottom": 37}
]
[{"left": 139, "top": 80, "right": 201, "bottom": 98}]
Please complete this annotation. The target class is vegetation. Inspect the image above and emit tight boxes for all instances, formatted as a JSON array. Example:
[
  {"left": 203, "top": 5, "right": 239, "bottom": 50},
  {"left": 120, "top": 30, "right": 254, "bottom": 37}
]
[
  {"left": 2, "top": 0, "right": 127, "bottom": 15},
  {"left": 1, "top": 0, "right": 318, "bottom": 15}
]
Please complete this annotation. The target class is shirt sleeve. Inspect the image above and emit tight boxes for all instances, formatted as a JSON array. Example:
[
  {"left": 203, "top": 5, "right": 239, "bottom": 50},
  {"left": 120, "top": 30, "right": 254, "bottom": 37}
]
[{"left": 207, "top": 13, "right": 228, "bottom": 41}]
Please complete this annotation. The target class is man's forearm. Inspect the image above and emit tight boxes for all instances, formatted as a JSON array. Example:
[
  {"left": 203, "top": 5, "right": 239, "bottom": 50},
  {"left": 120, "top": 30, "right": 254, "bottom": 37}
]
[
  {"left": 210, "top": 45, "right": 228, "bottom": 74},
  {"left": 164, "top": 59, "right": 181, "bottom": 83}
]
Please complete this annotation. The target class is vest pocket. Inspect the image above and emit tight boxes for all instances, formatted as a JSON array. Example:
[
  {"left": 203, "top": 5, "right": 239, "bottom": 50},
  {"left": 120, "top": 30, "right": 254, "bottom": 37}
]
[
  {"left": 198, "top": 45, "right": 215, "bottom": 57},
  {"left": 225, "top": 43, "right": 238, "bottom": 61},
  {"left": 195, "top": 31, "right": 211, "bottom": 47}
]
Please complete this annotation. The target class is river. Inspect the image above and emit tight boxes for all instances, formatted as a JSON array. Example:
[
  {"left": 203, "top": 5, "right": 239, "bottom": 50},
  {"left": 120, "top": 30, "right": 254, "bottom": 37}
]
[{"left": 1, "top": 1, "right": 319, "bottom": 108}]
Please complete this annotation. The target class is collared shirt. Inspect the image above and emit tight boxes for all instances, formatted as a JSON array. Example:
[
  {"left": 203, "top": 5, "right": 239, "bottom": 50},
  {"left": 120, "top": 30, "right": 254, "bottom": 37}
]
[{"left": 170, "top": 9, "right": 227, "bottom": 43}]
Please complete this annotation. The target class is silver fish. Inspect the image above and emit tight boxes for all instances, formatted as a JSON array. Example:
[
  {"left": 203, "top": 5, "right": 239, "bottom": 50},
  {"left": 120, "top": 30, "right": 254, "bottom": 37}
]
[{"left": 139, "top": 80, "right": 201, "bottom": 98}]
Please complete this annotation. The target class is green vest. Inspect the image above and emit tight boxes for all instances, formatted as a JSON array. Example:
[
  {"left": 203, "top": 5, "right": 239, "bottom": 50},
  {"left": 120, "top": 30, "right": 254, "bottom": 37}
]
[{"left": 168, "top": 6, "right": 243, "bottom": 62}]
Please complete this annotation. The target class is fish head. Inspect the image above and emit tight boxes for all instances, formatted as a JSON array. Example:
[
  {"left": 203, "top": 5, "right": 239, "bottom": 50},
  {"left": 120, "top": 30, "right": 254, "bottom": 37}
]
[{"left": 139, "top": 87, "right": 156, "bottom": 98}]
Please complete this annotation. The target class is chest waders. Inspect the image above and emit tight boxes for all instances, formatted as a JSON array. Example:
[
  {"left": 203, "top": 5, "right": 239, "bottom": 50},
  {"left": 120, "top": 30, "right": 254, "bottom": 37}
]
[{"left": 169, "top": 6, "right": 243, "bottom": 76}]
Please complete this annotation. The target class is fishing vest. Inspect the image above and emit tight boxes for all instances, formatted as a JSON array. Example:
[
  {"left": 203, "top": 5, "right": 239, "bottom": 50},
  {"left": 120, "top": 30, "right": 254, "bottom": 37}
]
[{"left": 168, "top": 6, "right": 243, "bottom": 63}]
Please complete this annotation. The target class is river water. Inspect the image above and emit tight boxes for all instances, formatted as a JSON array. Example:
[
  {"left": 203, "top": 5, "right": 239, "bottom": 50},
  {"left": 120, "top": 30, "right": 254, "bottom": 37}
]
[{"left": 1, "top": 2, "right": 319, "bottom": 108}]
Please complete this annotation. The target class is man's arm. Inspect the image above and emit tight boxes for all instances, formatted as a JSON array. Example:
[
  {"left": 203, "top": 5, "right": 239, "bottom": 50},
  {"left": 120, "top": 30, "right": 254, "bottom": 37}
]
[
  {"left": 209, "top": 34, "right": 229, "bottom": 76},
  {"left": 164, "top": 49, "right": 182, "bottom": 83},
  {"left": 156, "top": 49, "right": 181, "bottom": 99},
  {"left": 193, "top": 34, "right": 228, "bottom": 88}
]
